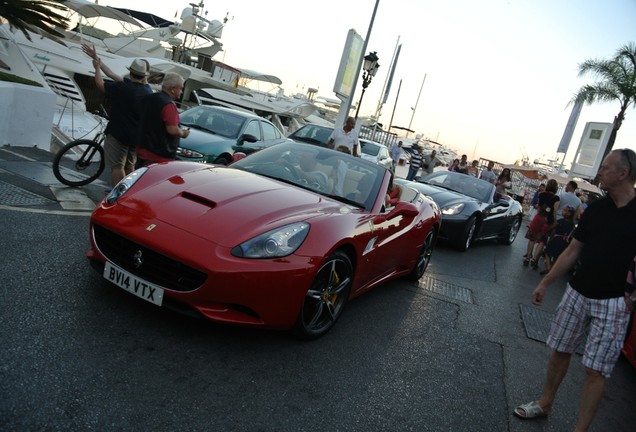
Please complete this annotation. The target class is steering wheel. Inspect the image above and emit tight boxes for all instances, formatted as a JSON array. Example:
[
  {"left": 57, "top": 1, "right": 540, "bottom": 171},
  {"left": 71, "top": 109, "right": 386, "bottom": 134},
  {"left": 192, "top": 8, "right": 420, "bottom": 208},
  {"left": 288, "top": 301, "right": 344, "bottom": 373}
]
[
  {"left": 298, "top": 176, "right": 327, "bottom": 192},
  {"left": 279, "top": 161, "right": 326, "bottom": 192},
  {"left": 278, "top": 160, "right": 297, "bottom": 176},
  {"left": 312, "top": 182, "right": 327, "bottom": 192}
]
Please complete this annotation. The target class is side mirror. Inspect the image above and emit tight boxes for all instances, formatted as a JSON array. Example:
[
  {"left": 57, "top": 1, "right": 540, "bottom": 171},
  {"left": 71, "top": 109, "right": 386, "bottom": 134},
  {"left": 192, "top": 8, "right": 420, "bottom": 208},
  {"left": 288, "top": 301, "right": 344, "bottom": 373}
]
[
  {"left": 374, "top": 202, "right": 419, "bottom": 224},
  {"left": 489, "top": 200, "right": 510, "bottom": 211},
  {"left": 238, "top": 134, "right": 259, "bottom": 145}
]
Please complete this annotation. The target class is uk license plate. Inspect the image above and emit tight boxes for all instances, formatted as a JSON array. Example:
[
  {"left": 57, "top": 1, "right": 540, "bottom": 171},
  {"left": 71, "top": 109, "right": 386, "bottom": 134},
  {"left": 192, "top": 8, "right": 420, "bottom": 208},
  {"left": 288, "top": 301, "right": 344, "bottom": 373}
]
[{"left": 103, "top": 261, "right": 164, "bottom": 306}]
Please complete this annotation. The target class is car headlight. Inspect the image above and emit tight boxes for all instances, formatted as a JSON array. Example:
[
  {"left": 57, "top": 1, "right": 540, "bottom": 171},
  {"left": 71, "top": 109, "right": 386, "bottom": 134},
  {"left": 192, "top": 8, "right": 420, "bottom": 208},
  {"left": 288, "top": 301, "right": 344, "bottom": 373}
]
[
  {"left": 105, "top": 167, "right": 147, "bottom": 204},
  {"left": 231, "top": 222, "right": 310, "bottom": 258},
  {"left": 176, "top": 147, "right": 204, "bottom": 158},
  {"left": 441, "top": 203, "right": 464, "bottom": 215}
]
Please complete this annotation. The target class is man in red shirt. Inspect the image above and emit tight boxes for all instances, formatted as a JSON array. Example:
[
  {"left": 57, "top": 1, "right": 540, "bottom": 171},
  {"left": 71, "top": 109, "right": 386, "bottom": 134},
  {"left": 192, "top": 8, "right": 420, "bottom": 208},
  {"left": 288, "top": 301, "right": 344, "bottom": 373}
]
[{"left": 136, "top": 73, "right": 190, "bottom": 165}]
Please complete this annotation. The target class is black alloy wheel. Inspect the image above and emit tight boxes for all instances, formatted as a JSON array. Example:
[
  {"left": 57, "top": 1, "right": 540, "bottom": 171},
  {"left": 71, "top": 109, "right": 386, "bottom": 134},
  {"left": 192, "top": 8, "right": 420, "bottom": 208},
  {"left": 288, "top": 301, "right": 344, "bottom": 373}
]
[
  {"left": 407, "top": 228, "right": 436, "bottom": 281},
  {"left": 457, "top": 216, "right": 476, "bottom": 252},
  {"left": 500, "top": 217, "right": 521, "bottom": 245},
  {"left": 294, "top": 251, "right": 352, "bottom": 340}
]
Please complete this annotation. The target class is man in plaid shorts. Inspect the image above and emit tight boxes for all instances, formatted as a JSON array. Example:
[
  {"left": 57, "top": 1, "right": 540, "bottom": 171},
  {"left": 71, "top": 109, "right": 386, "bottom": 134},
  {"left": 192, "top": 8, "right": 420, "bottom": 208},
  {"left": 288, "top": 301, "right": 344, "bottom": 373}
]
[{"left": 513, "top": 149, "right": 636, "bottom": 431}]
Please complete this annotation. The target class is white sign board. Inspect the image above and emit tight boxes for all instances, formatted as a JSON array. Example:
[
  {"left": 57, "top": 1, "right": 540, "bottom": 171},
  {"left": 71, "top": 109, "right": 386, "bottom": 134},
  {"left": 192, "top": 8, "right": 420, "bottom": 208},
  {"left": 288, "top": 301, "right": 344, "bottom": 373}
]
[
  {"left": 333, "top": 30, "right": 363, "bottom": 99},
  {"left": 569, "top": 122, "right": 613, "bottom": 179}
]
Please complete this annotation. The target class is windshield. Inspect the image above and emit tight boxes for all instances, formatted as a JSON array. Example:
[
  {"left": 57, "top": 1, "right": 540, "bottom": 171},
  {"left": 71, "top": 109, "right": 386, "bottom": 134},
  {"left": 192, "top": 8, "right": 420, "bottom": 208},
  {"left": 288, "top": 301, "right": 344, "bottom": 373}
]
[
  {"left": 361, "top": 141, "right": 380, "bottom": 157},
  {"left": 180, "top": 106, "right": 247, "bottom": 138},
  {"left": 420, "top": 171, "right": 494, "bottom": 202},
  {"left": 289, "top": 125, "right": 332, "bottom": 146},
  {"left": 232, "top": 142, "right": 387, "bottom": 210}
]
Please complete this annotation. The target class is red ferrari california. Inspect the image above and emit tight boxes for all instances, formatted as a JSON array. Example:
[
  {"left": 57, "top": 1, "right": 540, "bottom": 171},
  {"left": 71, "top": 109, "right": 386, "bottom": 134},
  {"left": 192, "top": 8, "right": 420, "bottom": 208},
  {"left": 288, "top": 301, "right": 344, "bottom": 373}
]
[{"left": 87, "top": 142, "right": 441, "bottom": 339}]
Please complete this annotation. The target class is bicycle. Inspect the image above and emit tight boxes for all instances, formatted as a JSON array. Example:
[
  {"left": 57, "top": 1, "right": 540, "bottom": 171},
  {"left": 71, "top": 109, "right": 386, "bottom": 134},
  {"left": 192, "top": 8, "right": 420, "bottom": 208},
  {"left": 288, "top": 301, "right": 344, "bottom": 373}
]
[{"left": 52, "top": 108, "right": 108, "bottom": 187}]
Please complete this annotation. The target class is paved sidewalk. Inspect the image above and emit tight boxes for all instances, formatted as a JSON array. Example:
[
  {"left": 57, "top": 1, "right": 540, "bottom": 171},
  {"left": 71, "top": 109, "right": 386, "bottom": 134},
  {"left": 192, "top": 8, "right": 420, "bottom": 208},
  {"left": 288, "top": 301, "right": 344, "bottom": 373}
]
[{"left": 0, "top": 144, "right": 108, "bottom": 213}]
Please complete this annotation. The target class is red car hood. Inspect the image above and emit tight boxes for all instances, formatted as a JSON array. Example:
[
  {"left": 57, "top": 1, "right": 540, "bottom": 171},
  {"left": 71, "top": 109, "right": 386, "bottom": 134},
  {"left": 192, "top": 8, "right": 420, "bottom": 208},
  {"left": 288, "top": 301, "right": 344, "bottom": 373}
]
[{"left": 118, "top": 166, "right": 343, "bottom": 247}]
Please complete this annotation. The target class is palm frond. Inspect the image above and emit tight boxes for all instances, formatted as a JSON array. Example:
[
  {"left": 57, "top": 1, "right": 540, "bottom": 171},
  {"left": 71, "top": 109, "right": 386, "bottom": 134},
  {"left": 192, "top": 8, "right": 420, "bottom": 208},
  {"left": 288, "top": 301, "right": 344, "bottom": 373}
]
[
  {"left": 0, "top": 0, "right": 70, "bottom": 41},
  {"left": 572, "top": 41, "right": 636, "bottom": 156}
]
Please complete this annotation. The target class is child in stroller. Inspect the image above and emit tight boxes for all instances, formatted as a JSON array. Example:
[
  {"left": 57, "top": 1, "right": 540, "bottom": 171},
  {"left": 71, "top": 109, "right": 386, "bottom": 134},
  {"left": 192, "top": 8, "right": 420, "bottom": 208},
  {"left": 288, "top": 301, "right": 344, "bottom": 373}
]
[{"left": 540, "top": 206, "right": 576, "bottom": 275}]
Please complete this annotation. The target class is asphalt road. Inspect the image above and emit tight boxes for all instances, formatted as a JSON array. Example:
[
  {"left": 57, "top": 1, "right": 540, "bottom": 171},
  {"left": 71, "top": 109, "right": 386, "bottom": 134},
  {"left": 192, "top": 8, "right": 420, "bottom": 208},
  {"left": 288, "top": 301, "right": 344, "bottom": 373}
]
[{"left": 1, "top": 144, "right": 634, "bottom": 431}]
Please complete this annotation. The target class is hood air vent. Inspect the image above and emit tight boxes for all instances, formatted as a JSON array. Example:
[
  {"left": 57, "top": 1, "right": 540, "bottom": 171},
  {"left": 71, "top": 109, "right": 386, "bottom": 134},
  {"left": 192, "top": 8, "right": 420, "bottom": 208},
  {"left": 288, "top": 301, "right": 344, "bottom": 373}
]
[{"left": 181, "top": 191, "right": 216, "bottom": 208}]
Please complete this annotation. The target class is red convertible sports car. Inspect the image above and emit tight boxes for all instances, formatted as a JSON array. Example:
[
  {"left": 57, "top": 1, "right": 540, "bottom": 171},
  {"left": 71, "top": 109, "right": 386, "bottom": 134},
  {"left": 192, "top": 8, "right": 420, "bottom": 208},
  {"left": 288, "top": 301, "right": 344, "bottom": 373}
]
[{"left": 87, "top": 142, "right": 441, "bottom": 339}]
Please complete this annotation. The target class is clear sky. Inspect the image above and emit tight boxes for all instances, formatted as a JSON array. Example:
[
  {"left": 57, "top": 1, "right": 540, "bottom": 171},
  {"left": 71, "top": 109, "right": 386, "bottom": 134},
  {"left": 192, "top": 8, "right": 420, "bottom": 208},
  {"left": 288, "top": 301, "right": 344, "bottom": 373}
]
[{"left": 98, "top": 0, "right": 636, "bottom": 166}]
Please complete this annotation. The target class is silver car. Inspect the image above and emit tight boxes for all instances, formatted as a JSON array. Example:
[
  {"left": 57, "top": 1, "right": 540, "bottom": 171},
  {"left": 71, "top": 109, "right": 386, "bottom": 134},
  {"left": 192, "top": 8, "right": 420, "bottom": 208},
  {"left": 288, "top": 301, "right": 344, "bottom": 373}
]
[{"left": 359, "top": 139, "right": 392, "bottom": 169}]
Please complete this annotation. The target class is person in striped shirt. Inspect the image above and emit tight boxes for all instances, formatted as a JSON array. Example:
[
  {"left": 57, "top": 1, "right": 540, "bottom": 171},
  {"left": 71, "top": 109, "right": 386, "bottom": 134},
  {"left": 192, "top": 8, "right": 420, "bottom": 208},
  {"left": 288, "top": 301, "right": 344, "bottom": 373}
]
[{"left": 406, "top": 145, "right": 424, "bottom": 181}]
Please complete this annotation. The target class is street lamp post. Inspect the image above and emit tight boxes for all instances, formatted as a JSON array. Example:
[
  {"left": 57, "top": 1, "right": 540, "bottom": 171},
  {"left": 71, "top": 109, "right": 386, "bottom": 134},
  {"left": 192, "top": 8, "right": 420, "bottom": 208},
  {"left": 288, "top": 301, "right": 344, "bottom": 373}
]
[{"left": 354, "top": 51, "right": 380, "bottom": 120}]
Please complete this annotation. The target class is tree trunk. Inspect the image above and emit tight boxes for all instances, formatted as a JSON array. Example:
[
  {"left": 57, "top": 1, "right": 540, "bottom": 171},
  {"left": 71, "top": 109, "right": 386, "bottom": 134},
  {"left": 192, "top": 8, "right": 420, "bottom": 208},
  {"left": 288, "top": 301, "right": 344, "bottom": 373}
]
[
  {"left": 602, "top": 111, "right": 624, "bottom": 160},
  {"left": 591, "top": 107, "right": 626, "bottom": 184}
]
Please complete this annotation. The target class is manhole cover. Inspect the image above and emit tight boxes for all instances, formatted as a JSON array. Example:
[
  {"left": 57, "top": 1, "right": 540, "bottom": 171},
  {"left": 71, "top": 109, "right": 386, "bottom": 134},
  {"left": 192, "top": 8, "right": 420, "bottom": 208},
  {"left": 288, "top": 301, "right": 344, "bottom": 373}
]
[
  {"left": 419, "top": 276, "right": 474, "bottom": 304},
  {"left": 519, "top": 304, "right": 552, "bottom": 342},
  {"left": 0, "top": 180, "right": 54, "bottom": 206},
  {"left": 519, "top": 304, "right": 584, "bottom": 355}
]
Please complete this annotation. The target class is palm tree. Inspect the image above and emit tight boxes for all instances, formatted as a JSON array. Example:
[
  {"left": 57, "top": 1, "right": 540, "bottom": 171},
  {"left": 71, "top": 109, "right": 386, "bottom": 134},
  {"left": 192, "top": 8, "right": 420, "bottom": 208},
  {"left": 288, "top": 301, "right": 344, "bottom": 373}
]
[
  {"left": 0, "top": 0, "right": 69, "bottom": 41},
  {"left": 572, "top": 42, "right": 636, "bottom": 161}
]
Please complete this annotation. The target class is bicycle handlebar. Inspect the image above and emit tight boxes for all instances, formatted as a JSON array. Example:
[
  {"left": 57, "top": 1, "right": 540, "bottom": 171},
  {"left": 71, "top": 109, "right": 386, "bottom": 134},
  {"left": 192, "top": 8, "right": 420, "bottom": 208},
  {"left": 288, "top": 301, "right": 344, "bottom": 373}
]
[{"left": 94, "top": 105, "right": 110, "bottom": 121}]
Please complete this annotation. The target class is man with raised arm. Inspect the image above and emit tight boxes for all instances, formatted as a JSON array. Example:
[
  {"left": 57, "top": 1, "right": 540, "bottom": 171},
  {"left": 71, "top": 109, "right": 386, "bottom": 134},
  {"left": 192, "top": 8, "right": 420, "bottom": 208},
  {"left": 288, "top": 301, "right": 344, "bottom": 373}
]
[{"left": 82, "top": 44, "right": 152, "bottom": 187}]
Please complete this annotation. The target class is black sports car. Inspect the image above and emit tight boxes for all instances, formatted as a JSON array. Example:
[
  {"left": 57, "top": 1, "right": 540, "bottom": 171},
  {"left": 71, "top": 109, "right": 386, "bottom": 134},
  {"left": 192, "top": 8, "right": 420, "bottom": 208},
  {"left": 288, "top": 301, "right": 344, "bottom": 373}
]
[{"left": 396, "top": 171, "right": 523, "bottom": 251}]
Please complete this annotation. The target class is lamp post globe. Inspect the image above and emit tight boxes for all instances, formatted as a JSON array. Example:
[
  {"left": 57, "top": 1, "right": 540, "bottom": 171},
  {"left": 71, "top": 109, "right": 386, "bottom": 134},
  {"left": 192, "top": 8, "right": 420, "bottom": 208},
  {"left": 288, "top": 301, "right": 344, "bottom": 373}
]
[{"left": 355, "top": 51, "right": 379, "bottom": 120}]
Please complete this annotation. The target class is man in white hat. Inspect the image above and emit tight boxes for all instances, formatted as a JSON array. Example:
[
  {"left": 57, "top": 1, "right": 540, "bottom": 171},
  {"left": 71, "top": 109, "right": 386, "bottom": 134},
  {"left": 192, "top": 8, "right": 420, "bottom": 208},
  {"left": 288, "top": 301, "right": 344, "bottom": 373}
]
[{"left": 82, "top": 44, "right": 153, "bottom": 188}]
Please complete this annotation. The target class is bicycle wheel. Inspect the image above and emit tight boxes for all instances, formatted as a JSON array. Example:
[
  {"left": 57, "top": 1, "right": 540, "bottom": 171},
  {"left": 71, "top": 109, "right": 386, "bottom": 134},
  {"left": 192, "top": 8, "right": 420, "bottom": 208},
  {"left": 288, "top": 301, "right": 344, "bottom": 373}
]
[{"left": 53, "top": 139, "right": 105, "bottom": 187}]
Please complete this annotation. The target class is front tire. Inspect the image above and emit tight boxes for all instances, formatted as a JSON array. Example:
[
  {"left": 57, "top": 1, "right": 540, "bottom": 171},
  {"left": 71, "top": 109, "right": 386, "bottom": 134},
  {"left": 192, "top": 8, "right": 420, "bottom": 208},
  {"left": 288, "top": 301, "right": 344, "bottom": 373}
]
[
  {"left": 456, "top": 216, "right": 476, "bottom": 252},
  {"left": 407, "top": 228, "right": 436, "bottom": 281},
  {"left": 53, "top": 139, "right": 105, "bottom": 186},
  {"left": 500, "top": 217, "right": 521, "bottom": 245},
  {"left": 293, "top": 251, "right": 352, "bottom": 340}
]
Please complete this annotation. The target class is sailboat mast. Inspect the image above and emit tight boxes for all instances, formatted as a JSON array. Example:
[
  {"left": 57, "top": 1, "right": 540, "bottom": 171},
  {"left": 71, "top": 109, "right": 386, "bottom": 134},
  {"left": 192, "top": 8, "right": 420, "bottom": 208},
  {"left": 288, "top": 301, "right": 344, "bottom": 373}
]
[
  {"left": 370, "top": 35, "right": 400, "bottom": 141},
  {"left": 388, "top": 79, "right": 402, "bottom": 133},
  {"left": 374, "top": 36, "right": 400, "bottom": 121},
  {"left": 407, "top": 73, "right": 426, "bottom": 138}
]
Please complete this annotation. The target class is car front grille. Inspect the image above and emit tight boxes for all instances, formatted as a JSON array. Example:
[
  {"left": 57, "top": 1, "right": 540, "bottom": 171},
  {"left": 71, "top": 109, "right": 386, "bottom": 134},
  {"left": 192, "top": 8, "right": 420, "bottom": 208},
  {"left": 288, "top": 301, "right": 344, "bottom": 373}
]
[{"left": 93, "top": 224, "right": 207, "bottom": 292}]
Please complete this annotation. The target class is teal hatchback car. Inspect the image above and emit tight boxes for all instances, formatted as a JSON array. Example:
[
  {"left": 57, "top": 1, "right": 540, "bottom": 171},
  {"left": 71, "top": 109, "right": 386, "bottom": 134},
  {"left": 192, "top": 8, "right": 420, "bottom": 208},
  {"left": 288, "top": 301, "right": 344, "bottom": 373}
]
[{"left": 177, "top": 105, "right": 291, "bottom": 164}]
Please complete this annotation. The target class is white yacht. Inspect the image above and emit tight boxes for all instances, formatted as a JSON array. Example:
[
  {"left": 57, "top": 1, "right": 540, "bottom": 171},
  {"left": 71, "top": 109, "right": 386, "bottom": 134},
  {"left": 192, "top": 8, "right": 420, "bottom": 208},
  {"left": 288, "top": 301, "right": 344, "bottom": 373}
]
[
  {"left": 1, "top": 0, "right": 246, "bottom": 143},
  {"left": 2, "top": 0, "right": 327, "bottom": 145}
]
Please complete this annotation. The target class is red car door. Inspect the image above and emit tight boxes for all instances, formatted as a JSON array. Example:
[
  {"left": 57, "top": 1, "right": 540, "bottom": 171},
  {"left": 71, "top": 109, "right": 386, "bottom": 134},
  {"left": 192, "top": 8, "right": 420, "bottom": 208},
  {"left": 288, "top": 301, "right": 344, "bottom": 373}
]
[{"left": 352, "top": 204, "right": 424, "bottom": 292}]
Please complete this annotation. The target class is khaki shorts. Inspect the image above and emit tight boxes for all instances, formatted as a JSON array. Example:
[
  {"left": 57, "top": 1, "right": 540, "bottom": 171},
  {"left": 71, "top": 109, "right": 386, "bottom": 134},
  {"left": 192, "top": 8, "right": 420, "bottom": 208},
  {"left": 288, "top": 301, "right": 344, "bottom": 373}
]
[{"left": 104, "top": 135, "right": 136, "bottom": 172}]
